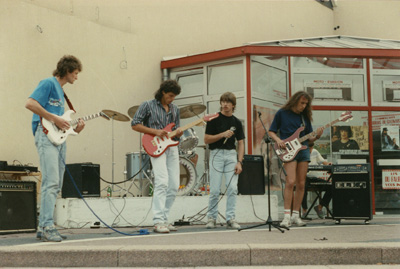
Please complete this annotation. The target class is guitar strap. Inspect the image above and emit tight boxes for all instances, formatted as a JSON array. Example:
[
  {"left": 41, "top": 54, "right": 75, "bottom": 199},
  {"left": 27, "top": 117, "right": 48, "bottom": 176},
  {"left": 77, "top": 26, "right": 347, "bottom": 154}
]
[
  {"left": 301, "top": 114, "right": 306, "bottom": 127},
  {"left": 63, "top": 91, "right": 76, "bottom": 112},
  {"left": 40, "top": 91, "right": 76, "bottom": 135}
]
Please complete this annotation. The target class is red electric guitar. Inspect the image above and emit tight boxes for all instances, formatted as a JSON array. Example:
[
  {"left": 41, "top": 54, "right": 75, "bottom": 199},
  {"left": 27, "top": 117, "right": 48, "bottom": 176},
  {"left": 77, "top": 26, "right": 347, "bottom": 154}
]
[
  {"left": 274, "top": 111, "right": 353, "bottom": 162},
  {"left": 142, "top": 113, "right": 219, "bottom": 157}
]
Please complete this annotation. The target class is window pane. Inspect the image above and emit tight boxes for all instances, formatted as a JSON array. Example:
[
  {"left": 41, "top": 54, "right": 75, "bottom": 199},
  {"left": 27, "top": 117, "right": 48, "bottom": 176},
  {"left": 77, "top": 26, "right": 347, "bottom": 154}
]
[
  {"left": 207, "top": 61, "right": 244, "bottom": 95},
  {"left": 371, "top": 111, "right": 400, "bottom": 214},
  {"left": 293, "top": 74, "right": 366, "bottom": 104},
  {"left": 170, "top": 68, "right": 203, "bottom": 99},
  {"left": 293, "top": 57, "right": 363, "bottom": 69},
  {"left": 251, "top": 55, "right": 288, "bottom": 103}
]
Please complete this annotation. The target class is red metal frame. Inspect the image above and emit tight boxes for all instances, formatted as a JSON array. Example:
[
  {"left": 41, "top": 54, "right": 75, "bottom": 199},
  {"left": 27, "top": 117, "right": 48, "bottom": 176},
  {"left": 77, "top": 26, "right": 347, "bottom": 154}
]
[
  {"left": 162, "top": 44, "right": 400, "bottom": 215},
  {"left": 161, "top": 45, "right": 400, "bottom": 69},
  {"left": 245, "top": 55, "right": 252, "bottom": 154}
]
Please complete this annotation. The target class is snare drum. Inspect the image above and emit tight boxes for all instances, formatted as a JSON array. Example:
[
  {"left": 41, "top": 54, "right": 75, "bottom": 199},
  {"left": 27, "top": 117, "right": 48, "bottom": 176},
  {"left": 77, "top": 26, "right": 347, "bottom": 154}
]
[
  {"left": 126, "top": 152, "right": 150, "bottom": 180},
  {"left": 179, "top": 128, "right": 199, "bottom": 154},
  {"left": 177, "top": 157, "right": 197, "bottom": 196}
]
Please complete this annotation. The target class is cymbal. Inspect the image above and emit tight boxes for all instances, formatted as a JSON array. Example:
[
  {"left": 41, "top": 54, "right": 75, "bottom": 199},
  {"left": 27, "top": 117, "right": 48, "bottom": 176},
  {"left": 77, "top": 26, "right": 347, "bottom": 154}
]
[
  {"left": 102, "top": 109, "right": 130, "bottom": 122},
  {"left": 127, "top": 105, "right": 140, "bottom": 118},
  {"left": 180, "top": 104, "right": 206, "bottom": 119}
]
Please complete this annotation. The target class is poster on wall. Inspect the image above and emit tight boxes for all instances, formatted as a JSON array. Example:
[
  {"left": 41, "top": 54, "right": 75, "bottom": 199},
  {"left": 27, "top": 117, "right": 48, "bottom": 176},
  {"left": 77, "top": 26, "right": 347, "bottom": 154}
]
[
  {"left": 381, "top": 126, "right": 400, "bottom": 151},
  {"left": 331, "top": 125, "right": 369, "bottom": 154},
  {"left": 383, "top": 80, "right": 400, "bottom": 102},
  {"left": 382, "top": 169, "right": 400, "bottom": 190},
  {"left": 253, "top": 104, "right": 281, "bottom": 190},
  {"left": 304, "top": 80, "right": 353, "bottom": 100}
]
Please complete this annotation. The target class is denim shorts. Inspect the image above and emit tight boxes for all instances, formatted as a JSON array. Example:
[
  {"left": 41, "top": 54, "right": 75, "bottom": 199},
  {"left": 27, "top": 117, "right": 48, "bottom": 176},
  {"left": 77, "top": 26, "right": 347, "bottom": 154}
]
[{"left": 293, "top": 147, "right": 310, "bottom": 162}]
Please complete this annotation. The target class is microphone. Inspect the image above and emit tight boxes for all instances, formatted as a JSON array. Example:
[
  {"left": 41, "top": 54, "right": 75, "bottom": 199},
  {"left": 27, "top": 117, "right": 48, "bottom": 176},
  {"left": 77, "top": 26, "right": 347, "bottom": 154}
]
[{"left": 224, "top": 127, "right": 236, "bottom": 144}]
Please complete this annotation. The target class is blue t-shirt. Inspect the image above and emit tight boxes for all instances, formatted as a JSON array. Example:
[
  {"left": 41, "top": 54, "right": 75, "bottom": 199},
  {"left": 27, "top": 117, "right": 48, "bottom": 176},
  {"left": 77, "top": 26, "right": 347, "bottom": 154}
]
[
  {"left": 269, "top": 108, "right": 313, "bottom": 143},
  {"left": 29, "top": 77, "right": 65, "bottom": 135}
]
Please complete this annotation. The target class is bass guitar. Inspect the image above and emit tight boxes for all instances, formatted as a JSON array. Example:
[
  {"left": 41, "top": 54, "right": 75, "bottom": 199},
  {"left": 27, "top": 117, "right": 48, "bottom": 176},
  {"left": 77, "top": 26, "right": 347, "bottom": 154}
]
[
  {"left": 142, "top": 113, "right": 219, "bottom": 158},
  {"left": 274, "top": 111, "right": 353, "bottom": 162},
  {"left": 41, "top": 110, "right": 108, "bottom": 146}
]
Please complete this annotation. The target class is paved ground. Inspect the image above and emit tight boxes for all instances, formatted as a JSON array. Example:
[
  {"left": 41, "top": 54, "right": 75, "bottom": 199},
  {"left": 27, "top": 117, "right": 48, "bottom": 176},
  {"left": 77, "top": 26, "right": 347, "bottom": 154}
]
[{"left": 0, "top": 215, "right": 399, "bottom": 267}]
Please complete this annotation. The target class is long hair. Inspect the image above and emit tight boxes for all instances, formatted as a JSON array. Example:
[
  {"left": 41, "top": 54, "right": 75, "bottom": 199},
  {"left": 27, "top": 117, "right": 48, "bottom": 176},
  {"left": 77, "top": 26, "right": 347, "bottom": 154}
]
[
  {"left": 52, "top": 55, "right": 82, "bottom": 78},
  {"left": 154, "top": 80, "right": 181, "bottom": 101},
  {"left": 220, "top": 92, "right": 237, "bottom": 112},
  {"left": 282, "top": 91, "right": 313, "bottom": 121}
]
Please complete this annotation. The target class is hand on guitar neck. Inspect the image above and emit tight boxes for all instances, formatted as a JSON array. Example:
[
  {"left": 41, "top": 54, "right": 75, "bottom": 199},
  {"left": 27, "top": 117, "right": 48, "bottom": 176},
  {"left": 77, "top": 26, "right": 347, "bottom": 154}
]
[
  {"left": 142, "top": 112, "right": 219, "bottom": 158},
  {"left": 153, "top": 127, "right": 183, "bottom": 139}
]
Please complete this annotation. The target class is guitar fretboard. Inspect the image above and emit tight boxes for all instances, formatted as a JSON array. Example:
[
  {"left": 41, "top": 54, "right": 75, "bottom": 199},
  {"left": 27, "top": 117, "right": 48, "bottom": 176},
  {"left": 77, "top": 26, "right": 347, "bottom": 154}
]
[
  {"left": 168, "top": 118, "right": 204, "bottom": 138},
  {"left": 298, "top": 118, "right": 340, "bottom": 143},
  {"left": 69, "top": 112, "right": 104, "bottom": 126}
]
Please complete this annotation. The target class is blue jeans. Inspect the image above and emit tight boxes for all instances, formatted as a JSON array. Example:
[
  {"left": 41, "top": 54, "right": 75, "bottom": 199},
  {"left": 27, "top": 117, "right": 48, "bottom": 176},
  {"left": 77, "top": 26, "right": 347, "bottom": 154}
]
[
  {"left": 207, "top": 149, "right": 238, "bottom": 221},
  {"left": 35, "top": 125, "right": 66, "bottom": 228},
  {"left": 150, "top": 147, "right": 180, "bottom": 225}
]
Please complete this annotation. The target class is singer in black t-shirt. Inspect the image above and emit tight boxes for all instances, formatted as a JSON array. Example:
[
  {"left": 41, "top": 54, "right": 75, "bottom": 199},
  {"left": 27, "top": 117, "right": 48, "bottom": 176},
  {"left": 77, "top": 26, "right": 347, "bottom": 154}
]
[{"left": 204, "top": 92, "right": 245, "bottom": 230}]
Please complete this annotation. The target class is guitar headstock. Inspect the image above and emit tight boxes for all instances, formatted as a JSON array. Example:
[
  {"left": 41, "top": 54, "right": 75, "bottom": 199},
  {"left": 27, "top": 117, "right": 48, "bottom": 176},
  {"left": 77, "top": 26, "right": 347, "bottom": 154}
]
[
  {"left": 339, "top": 111, "right": 353, "bottom": 122},
  {"left": 203, "top": 112, "right": 219, "bottom": 122}
]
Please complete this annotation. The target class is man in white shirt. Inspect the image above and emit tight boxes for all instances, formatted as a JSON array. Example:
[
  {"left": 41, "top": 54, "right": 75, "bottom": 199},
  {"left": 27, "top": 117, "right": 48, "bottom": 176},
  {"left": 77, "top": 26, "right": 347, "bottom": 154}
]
[{"left": 302, "top": 142, "right": 332, "bottom": 219}]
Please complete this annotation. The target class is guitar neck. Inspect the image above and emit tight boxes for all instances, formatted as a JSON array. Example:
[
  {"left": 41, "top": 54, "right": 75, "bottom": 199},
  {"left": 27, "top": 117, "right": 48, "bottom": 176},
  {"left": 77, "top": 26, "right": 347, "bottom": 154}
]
[
  {"left": 168, "top": 118, "right": 204, "bottom": 138},
  {"left": 298, "top": 118, "right": 340, "bottom": 143},
  {"left": 69, "top": 112, "right": 103, "bottom": 126}
]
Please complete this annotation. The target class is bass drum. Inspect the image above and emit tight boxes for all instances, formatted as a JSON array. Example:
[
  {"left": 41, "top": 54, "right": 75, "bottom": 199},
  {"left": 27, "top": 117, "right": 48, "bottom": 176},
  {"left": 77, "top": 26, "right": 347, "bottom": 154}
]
[{"left": 177, "top": 157, "right": 197, "bottom": 196}]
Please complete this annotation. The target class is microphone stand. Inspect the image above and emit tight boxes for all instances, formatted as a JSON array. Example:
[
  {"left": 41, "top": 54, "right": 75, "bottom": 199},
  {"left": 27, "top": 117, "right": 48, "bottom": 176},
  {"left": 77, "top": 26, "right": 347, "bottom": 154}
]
[{"left": 239, "top": 111, "right": 288, "bottom": 233}]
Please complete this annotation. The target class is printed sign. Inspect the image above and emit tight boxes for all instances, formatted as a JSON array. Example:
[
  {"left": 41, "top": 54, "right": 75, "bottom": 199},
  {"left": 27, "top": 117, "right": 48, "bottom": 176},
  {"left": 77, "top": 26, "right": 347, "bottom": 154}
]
[{"left": 382, "top": 169, "right": 400, "bottom": 190}]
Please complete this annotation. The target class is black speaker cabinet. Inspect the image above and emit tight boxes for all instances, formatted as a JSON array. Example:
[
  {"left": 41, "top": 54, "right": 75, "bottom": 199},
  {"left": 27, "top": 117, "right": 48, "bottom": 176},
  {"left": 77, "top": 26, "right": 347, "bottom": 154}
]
[
  {"left": 0, "top": 180, "right": 37, "bottom": 233},
  {"left": 62, "top": 163, "right": 100, "bottom": 198},
  {"left": 238, "top": 155, "right": 265, "bottom": 195},
  {"left": 332, "top": 164, "right": 372, "bottom": 223}
]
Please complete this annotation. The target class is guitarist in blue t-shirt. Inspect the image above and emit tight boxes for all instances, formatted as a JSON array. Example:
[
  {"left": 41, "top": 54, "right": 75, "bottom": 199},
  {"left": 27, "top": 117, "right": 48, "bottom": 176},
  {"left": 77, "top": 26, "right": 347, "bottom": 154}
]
[
  {"left": 268, "top": 91, "right": 323, "bottom": 228},
  {"left": 25, "top": 55, "right": 85, "bottom": 242}
]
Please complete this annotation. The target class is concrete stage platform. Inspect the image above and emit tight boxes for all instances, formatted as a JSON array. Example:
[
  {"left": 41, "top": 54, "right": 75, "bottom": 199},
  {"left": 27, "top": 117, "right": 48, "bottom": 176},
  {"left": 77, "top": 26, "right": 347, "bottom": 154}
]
[
  {"left": 0, "top": 215, "right": 399, "bottom": 267},
  {"left": 54, "top": 195, "right": 279, "bottom": 228}
]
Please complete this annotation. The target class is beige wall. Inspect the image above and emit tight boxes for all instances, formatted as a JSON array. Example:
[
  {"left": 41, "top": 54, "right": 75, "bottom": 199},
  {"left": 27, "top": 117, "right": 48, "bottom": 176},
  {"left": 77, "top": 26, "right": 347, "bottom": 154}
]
[{"left": 1, "top": 0, "right": 398, "bottom": 195}]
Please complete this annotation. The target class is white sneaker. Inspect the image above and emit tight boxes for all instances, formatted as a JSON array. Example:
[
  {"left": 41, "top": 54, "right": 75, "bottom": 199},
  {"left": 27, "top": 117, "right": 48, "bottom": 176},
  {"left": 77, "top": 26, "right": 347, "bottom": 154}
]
[
  {"left": 167, "top": 223, "right": 178, "bottom": 232},
  {"left": 153, "top": 223, "right": 170, "bottom": 233},
  {"left": 226, "top": 219, "right": 241, "bottom": 229},
  {"left": 206, "top": 218, "right": 216, "bottom": 229},
  {"left": 291, "top": 216, "right": 307, "bottom": 227},
  {"left": 280, "top": 217, "right": 291, "bottom": 228}
]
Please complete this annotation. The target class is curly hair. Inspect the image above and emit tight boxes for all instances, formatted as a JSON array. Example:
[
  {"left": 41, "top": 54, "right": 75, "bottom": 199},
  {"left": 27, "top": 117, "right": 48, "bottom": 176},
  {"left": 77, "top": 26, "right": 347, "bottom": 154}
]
[
  {"left": 154, "top": 80, "right": 181, "bottom": 101},
  {"left": 282, "top": 91, "right": 313, "bottom": 121},
  {"left": 52, "top": 55, "right": 82, "bottom": 78}
]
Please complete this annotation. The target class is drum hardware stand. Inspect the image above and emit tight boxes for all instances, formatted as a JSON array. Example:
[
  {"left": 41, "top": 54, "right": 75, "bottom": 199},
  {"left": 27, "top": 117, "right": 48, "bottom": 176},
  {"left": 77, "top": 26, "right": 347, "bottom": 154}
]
[
  {"left": 192, "top": 145, "right": 210, "bottom": 196},
  {"left": 123, "top": 133, "right": 154, "bottom": 197},
  {"left": 239, "top": 111, "right": 288, "bottom": 233}
]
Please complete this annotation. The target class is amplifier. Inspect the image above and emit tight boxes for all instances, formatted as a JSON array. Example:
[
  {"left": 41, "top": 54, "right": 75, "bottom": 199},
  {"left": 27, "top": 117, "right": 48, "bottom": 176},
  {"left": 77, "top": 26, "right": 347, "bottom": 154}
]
[
  {"left": 238, "top": 155, "right": 265, "bottom": 195},
  {"left": 62, "top": 163, "right": 100, "bottom": 198},
  {"left": 332, "top": 164, "right": 372, "bottom": 224},
  {"left": 0, "top": 180, "right": 37, "bottom": 233}
]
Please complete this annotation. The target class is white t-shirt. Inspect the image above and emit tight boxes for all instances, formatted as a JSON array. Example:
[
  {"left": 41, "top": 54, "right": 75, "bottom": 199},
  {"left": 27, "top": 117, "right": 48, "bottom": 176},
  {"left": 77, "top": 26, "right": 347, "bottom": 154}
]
[{"left": 308, "top": 149, "right": 329, "bottom": 179}]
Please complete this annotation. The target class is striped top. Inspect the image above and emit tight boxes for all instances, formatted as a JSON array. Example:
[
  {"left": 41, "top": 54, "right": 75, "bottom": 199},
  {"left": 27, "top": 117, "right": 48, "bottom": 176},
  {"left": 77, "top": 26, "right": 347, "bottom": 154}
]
[{"left": 131, "top": 99, "right": 180, "bottom": 131}]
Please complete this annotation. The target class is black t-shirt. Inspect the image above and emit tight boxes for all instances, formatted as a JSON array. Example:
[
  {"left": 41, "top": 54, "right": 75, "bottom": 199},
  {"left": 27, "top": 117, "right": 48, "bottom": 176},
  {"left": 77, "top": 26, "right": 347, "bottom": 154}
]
[
  {"left": 332, "top": 139, "right": 359, "bottom": 151},
  {"left": 205, "top": 112, "right": 245, "bottom": 150}
]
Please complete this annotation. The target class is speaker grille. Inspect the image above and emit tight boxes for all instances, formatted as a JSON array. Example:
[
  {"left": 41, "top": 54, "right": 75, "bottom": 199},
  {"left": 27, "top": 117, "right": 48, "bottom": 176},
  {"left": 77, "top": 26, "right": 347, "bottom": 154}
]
[
  {"left": 62, "top": 163, "right": 100, "bottom": 198},
  {"left": 238, "top": 155, "right": 265, "bottom": 195},
  {"left": 0, "top": 180, "right": 37, "bottom": 233},
  {"left": 332, "top": 164, "right": 372, "bottom": 220}
]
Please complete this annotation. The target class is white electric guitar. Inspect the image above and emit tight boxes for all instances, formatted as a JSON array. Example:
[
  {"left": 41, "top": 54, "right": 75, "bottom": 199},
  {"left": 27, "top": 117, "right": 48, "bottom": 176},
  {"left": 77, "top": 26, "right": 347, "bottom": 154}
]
[{"left": 41, "top": 110, "right": 108, "bottom": 146}]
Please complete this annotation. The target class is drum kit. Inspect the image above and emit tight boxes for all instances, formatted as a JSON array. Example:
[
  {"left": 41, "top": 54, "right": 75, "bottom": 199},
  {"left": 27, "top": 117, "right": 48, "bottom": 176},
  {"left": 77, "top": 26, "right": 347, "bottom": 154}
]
[{"left": 125, "top": 103, "right": 210, "bottom": 196}]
